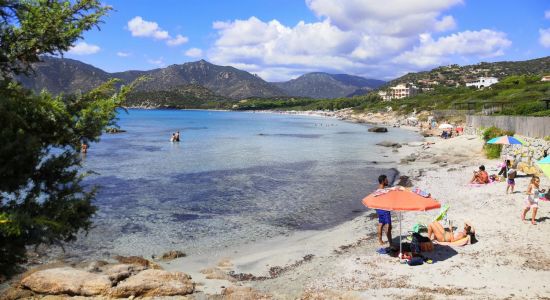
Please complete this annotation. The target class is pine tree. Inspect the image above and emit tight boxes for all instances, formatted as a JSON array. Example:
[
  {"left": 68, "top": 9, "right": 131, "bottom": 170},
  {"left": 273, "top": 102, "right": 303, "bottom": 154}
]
[{"left": 0, "top": 0, "right": 132, "bottom": 275}]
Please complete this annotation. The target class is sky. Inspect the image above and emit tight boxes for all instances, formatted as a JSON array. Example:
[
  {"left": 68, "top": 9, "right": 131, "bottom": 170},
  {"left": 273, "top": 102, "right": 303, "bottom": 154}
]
[{"left": 65, "top": 0, "right": 550, "bottom": 82}]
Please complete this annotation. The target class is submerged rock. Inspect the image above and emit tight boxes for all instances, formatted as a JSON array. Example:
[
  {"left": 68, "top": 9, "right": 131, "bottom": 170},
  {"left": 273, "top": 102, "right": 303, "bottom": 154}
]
[
  {"left": 368, "top": 127, "right": 388, "bottom": 133},
  {"left": 376, "top": 141, "right": 401, "bottom": 148},
  {"left": 160, "top": 250, "right": 186, "bottom": 261},
  {"left": 105, "top": 127, "right": 127, "bottom": 134}
]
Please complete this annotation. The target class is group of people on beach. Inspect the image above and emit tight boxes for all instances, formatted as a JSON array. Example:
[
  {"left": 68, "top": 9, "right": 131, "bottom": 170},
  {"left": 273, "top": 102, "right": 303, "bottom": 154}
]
[
  {"left": 469, "top": 159, "right": 547, "bottom": 225},
  {"left": 170, "top": 131, "right": 181, "bottom": 142},
  {"left": 373, "top": 174, "right": 475, "bottom": 250}
]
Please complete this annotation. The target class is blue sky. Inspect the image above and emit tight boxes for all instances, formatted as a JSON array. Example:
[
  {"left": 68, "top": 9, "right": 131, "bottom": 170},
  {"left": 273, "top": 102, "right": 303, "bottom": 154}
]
[{"left": 66, "top": 0, "right": 550, "bottom": 81}]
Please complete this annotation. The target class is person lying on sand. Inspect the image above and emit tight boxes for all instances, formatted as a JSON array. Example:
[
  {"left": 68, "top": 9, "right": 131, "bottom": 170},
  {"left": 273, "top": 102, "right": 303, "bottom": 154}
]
[
  {"left": 427, "top": 220, "right": 474, "bottom": 243},
  {"left": 470, "top": 165, "right": 489, "bottom": 184}
]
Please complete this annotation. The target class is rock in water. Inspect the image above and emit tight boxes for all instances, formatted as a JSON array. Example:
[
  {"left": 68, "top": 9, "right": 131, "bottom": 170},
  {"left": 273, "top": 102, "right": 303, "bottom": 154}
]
[
  {"left": 368, "top": 127, "right": 388, "bottom": 133},
  {"left": 376, "top": 141, "right": 401, "bottom": 148},
  {"left": 109, "top": 269, "right": 194, "bottom": 297},
  {"left": 160, "top": 250, "right": 187, "bottom": 261},
  {"left": 20, "top": 267, "right": 111, "bottom": 296}
]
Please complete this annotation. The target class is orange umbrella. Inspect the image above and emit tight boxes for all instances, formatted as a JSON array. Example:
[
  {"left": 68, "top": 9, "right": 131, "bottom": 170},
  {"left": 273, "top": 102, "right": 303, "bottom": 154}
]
[
  {"left": 362, "top": 188, "right": 441, "bottom": 211},
  {"left": 362, "top": 187, "right": 441, "bottom": 257}
]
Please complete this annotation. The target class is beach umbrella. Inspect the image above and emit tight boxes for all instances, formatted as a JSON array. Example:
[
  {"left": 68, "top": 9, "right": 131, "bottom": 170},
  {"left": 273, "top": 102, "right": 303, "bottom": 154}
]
[
  {"left": 362, "top": 187, "right": 441, "bottom": 258},
  {"left": 536, "top": 156, "right": 550, "bottom": 178},
  {"left": 486, "top": 135, "right": 524, "bottom": 145},
  {"left": 438, "top": 124, "right": 453, "bottom": 129}
]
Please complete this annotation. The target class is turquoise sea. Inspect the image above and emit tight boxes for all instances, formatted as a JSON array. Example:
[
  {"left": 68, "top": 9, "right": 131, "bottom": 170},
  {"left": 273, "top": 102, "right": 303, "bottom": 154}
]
[{"left": 66, "top": 109, "right": 421, "bottom": 258}]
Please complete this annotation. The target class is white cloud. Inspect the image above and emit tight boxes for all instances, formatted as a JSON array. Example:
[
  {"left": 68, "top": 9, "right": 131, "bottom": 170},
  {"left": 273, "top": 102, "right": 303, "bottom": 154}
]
[
  {"left": 185, "top": 48, "right": 203, "bottom": 58},
  {"left": 128, "top": 16, "right": 190, "bottom": 47},
  {"left": 167, "top": 34, "right": 189, "bottom": 46},
  {"left": 205, "top": 0, "right": 515, "bottom": 81},
  {"left": 545, "top": 10, "right": 550, "bottom": 19},
  {"left": 128, "top": 16, "right": 169, "bottom": 39},
  {"left": 305, "top": 0, "right": 463, "bottom": 35},
  {"left": 539, "top": 28, "right": 550, "bottom": 48},
  {"left": 68, "top": 42, "right": 100, "bottom": 55},
  {"left": 435, "top": 15, "right": 457, "bottom": 32},
  {"left": 393, "top": 30, "right": 512, "bottom": 68},
  {"left": 148, "top": 57, "right": 165, "bottom": 67},
  {"left": 117, "top": 51, "right": 131, "bottom": 57}
]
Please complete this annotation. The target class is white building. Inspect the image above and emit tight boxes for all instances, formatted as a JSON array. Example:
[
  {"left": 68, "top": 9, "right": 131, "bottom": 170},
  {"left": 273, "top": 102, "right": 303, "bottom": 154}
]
[
  {"left": 377, "top": 91, "right": 392, "bottom": 101},
  {"left": 466, "top": 77, "right": 499, "bottom": 88},
  {"left": 378, "top": 84, "right": 419, "bottom": 100},
  {"left": 389, "top": 84, "right": 418, "bottom": 99}
]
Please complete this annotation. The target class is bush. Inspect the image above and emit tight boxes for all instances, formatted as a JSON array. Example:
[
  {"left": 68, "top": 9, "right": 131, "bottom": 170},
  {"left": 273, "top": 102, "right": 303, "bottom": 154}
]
[{"left": 482, "top": 126, "right": 515, "bottom": 159}]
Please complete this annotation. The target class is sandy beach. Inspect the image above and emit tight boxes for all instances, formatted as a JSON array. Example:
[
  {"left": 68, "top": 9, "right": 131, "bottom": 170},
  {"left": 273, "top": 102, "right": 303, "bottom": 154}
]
[
  {"left": 157, "top": 132, "right": 550, "bottom": 299},
  {"left": 3, "top": 117, "right": 549, "bottom": 300}
]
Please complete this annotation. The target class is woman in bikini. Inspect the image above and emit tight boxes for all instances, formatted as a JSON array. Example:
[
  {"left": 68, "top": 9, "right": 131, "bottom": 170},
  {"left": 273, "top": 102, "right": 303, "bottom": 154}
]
[{"left": 427, "top": 220, "right": 473, "bottom": 242}]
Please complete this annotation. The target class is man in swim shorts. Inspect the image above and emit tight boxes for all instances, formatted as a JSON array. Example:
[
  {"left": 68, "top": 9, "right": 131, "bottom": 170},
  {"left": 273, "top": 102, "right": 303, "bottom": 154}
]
[{"left": 375, "top": 175, "right": 392, "bottom": 246}]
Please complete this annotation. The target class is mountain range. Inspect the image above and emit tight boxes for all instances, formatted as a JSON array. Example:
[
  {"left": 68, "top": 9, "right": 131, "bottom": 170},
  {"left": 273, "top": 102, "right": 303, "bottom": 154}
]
[{"left": 18, "top": 57, "right": 385, "bottom": 102}]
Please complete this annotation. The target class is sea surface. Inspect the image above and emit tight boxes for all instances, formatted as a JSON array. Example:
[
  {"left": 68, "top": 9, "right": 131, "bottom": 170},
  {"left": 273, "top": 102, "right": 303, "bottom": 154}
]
[{"left": 65, "top": 109, "right": 421, "bottom": 259}]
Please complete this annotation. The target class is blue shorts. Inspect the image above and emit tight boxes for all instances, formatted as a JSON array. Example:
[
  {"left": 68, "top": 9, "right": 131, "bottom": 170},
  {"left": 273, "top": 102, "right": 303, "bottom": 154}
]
[{"left": 376, "top": 209, "right": 391, "bottom": 225}]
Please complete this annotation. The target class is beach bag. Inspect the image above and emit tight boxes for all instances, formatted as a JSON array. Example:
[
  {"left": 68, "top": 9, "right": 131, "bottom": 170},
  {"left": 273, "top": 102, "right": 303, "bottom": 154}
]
[
  {"left": 407, "top": 256, "right": 424, "bottom": 266},
  {"left": 410, "top": 233, "right": 422, "bottom": 253}
]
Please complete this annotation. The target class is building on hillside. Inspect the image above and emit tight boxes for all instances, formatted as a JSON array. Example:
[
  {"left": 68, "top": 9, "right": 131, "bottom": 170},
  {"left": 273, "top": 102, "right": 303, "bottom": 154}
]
[
  {"left": 466, "top": 77, "right": 499, "bottom": 88},
  {"left": 541, "top": 75, "right": 550, "bottom": 82},
  {"left": 377, "top": 91, "right": 392, "bottom": 101},
  {"left": 389, "top": 84, "right": 418, "bottom": 99}
]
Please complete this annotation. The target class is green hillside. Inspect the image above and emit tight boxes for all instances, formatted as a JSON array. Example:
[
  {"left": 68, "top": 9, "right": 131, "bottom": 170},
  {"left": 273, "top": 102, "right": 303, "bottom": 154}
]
[
  {"left": 226, "top": 75, "right": 550, "bottom": 117},
  {"left": 365, "top": 75, "right": 550, "bottom": 116}
]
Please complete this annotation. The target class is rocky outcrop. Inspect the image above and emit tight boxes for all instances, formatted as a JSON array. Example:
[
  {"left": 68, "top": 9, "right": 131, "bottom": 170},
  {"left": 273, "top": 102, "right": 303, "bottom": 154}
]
[
  {"left": 20, "top": 267, "right": 112, "bottom": 296},
  {"left": 11, "top": 257, "right": 195, "bottom": 298},
  {"left": 110, "top": 269, "right": 194, "bottom": 297},
  {"left": 368, "top": 127, "right": 388, "bottom": 133},
  {"left": 501, "top": 135, "right": 549, "bottom": 163},
  {"left": 221, "top": 286, "right": 272, "bottom": 300}
]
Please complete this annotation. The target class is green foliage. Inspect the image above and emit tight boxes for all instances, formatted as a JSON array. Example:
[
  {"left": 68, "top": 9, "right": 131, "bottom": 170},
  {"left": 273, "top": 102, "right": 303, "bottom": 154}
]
[
  {"left": 0, "top": 0, "right": 121, "bottom": 276},
  {"left": 481, "top": 127, "right": 515, "bottom": 159}
]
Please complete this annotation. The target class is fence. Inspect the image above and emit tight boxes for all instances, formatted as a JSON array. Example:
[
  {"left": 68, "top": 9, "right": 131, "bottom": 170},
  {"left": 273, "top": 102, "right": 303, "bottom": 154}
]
[{"left": 466, "top": 115, "right": 550, "bottom": 138}]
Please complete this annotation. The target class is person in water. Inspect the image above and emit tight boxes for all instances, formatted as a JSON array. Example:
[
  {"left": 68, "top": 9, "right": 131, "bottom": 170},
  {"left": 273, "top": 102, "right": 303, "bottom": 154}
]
[
  {"left": 81, "top": 142, "right": 88, "bottom": 153},
  {"left": 175, "top": 131, "right": 180, "bottom": 142}
]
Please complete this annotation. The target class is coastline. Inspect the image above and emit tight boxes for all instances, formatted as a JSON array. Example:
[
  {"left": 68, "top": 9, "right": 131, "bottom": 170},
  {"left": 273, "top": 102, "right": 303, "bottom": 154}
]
[{"left": 4, "top": 110, "right": 550, "bottom": 299}]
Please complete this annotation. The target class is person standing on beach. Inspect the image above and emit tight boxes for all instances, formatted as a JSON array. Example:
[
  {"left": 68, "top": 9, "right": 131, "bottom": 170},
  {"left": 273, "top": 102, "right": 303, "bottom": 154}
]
[
  {"left": 375, "top": 175, "right": 392, "bottom": 245},
  {"left": 522, "top": 176, "right": 543, "bottom": 225}
]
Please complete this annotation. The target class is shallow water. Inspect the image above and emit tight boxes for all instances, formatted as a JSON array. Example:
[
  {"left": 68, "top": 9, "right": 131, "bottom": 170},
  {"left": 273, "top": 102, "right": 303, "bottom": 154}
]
[{"left": 65, "top": 110, "right": 421, "bottom": 259}]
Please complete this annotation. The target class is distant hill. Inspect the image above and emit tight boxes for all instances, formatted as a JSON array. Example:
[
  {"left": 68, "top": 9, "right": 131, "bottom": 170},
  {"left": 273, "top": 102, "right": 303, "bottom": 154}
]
[
  {"left": 18, "top": 57, "right": 287, "bottom": 100},
  {"left": 272, "top": 72, "right": 385, "bottom": 99},
  {"left": 17, "top": 56, "right": 110, "bottom": 94},
  {"left": 387, "top": 56, "right": 550, "bottom": 88},
  {"left": 125, "top": 84, "right": 230, "bottom": 109}
]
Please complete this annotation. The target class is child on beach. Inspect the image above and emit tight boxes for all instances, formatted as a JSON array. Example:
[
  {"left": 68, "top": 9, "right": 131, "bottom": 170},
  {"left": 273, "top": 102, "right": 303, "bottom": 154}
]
[
  {"left": 506, "top": 164, "right": 516, "bottom": 194},
  {"left": 521, "top": 176, "right": 544, "bottom": 225}
]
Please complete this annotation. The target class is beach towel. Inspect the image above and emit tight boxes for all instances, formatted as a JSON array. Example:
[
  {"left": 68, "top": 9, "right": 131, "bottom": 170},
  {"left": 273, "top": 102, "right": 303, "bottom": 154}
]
[
  {"left": 434, "top": 235, "right": 470, "bottom": 246},
  {"left": 467, "top": 181, "right": 497, "bottom": 187}
]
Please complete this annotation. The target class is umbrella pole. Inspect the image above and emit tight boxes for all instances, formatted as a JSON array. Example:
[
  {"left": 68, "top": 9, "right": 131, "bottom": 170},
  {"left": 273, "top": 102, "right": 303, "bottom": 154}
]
[{"left": 399, "top": 211, "right": 402, "bottom": 260}]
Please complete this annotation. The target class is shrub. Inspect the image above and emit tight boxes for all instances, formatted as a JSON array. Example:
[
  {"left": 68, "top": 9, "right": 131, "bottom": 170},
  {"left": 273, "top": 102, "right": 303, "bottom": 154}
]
[{"left": 482, "top": 126, "right": 515, "bottom": 159}]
